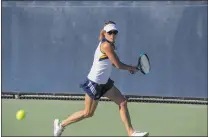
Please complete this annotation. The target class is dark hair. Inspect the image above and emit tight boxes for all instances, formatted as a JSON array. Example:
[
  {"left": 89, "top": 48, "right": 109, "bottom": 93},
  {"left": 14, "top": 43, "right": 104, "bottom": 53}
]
[{"left": 99, "top": 21, "right": 116, "bottom": 41}]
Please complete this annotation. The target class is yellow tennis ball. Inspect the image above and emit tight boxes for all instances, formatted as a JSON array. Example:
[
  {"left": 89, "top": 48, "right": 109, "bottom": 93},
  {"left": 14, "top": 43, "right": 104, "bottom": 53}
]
[{"left": 16, "top": 109, "right": 25, "bottom": 120}]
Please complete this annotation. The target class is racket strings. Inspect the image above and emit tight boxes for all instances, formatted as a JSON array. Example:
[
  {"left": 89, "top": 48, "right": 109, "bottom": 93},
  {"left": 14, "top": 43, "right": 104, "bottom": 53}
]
[{"left": 140, "top": 56, "right": 150, "bottom": 73}]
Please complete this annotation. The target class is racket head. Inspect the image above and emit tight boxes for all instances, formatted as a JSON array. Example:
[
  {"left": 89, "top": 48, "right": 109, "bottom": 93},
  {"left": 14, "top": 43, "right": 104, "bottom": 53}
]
[{"left": 137, "top": 53, "right": 151, "bottom": 75}]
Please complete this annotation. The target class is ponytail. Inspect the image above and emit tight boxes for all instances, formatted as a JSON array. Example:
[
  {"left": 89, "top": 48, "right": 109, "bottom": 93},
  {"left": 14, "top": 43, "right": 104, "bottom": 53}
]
[{"left": 99, "top": 29, "right": 105, "bottom": 41}]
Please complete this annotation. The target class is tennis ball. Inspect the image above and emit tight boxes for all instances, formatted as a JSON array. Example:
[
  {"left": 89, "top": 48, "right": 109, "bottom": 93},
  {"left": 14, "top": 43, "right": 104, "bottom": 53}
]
[{"left": 16, "top": 109, "right": 25, "bottom": 120}]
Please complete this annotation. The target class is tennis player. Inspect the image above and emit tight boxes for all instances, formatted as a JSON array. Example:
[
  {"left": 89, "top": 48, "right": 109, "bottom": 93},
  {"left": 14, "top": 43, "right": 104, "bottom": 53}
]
[{"left": 53, "top": 21, "right": 149, "bottom": 137}]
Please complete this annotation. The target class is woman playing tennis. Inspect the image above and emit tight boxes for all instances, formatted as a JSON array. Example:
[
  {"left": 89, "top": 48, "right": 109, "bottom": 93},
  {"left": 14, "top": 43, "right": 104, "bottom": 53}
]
[{"left": 53, "top": 21, "right": 149, "bottom": 136}]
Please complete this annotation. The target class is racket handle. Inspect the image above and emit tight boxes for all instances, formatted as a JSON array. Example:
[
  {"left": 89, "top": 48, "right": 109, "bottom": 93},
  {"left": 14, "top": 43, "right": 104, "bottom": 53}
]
[
  {"left": 130, "top": 70, "right": 138, "bottom": 74},
  {"left": 130, "top": 70, "right": 134, "bottom": 74},
  {"left": 136, "top": 67, "right": 140, "bottom": 70}
]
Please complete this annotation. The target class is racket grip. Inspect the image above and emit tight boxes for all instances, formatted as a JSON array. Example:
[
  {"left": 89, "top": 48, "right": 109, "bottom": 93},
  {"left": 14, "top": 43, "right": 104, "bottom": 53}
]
[{"left": 130, "top": 70, "right": 135, "bottom": 74}]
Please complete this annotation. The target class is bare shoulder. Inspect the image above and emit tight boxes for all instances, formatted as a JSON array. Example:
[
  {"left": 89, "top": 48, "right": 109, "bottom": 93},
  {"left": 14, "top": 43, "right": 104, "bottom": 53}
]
[{"left": 101, "top": 42, "right": 113, "bottom": 51}]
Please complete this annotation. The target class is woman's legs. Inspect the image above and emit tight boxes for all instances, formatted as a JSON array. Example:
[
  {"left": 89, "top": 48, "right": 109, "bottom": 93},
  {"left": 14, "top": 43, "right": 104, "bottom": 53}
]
[
  {"left": 103, "top": 86, "right": 135, "bottom": 136},
  {"left": 61, "top": 94, "right": 99, "bottom": 127},
  {"left": 53, "top": 94, "right": 99, "bottom": 136}
]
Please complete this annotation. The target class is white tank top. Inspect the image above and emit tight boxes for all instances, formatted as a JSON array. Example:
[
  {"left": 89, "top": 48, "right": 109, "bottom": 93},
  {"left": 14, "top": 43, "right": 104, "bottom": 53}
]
[{"left": 87, "top": 40, "right": 115, "bottom": 84}]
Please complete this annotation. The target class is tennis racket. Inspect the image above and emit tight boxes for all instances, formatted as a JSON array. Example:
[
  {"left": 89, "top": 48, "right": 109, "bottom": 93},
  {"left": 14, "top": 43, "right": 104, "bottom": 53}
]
[{"left": 130, "top": 53, "right": 151, "bottom": 75}]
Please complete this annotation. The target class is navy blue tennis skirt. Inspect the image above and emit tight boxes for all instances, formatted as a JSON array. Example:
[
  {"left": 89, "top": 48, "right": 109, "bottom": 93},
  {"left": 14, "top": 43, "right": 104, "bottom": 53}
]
[{"left": 80, "top": 78, "right": 114, "bottom": 100}]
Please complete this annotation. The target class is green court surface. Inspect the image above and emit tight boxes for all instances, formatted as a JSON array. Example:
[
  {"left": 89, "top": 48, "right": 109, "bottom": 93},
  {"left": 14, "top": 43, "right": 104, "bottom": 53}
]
[{"left": 2, "top": 99, "right": 207, "bottom": 136}]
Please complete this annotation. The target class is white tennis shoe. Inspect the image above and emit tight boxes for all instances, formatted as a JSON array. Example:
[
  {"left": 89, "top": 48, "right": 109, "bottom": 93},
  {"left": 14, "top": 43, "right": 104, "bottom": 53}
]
[
  {"left": 131, "top": 131, "right": 149, "bottom": 136},
  {"left": 53, "top": 119, "right": 64, "bottom": 136}
]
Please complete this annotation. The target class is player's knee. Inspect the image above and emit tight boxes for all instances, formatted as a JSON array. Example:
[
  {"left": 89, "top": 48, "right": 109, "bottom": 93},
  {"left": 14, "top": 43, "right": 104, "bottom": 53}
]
[
  {"left": 83, "top": 110, "right": 94, "bottom": 118},
  {"left": 119, "top": 99, "right": 127, "bottom": 108}
]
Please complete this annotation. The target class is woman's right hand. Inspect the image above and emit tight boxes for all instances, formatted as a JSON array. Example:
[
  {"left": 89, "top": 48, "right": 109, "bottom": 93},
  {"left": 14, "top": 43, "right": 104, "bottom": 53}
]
[{"left": 129, "top": 66, "right": 138, "bottom": 74}]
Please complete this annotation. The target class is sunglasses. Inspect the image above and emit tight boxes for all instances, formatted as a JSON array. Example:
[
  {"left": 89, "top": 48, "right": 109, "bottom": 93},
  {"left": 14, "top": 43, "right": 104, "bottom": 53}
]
[{"left": 107, "top": 30, "right": 118, "bottom": 35}]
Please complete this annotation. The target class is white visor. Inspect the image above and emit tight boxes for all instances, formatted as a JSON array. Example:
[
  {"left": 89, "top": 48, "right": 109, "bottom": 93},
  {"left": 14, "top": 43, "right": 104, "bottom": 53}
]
[{"left": 103, "top": 24, "right": 118, "bottom": 32}]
